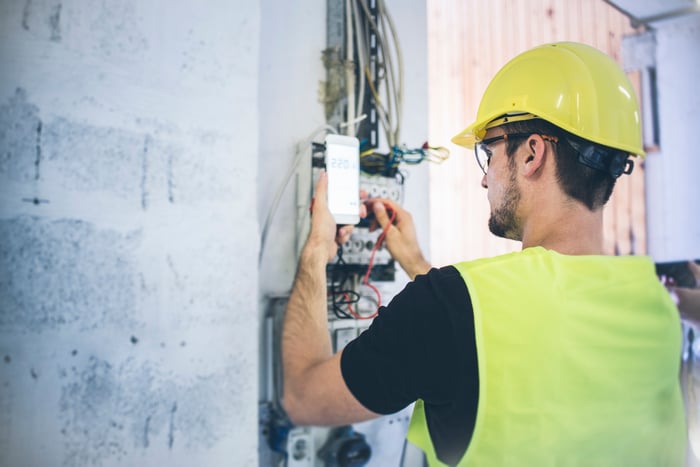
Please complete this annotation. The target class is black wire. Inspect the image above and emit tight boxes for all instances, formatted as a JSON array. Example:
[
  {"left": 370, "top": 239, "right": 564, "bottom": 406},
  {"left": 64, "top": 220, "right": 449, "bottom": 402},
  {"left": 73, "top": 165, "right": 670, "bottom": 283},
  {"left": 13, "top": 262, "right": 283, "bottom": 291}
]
[{"left": 329, "top": 246, "right": 354, "bottom": 319}]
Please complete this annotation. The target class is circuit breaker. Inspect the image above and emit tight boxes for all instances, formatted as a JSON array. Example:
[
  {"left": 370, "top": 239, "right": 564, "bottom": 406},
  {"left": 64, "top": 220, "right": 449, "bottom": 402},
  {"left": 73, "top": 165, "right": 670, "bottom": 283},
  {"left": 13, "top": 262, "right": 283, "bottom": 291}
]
[{"left": 327, "top": 169, "right": 403, "bottom": 281}]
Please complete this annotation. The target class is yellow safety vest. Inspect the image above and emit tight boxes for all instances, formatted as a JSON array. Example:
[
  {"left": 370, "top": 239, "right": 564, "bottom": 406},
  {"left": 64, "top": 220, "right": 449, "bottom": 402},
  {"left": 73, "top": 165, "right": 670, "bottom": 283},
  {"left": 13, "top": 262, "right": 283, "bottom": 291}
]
[{"left": 407, "top": 247, "right": 686, "bottom": 466}]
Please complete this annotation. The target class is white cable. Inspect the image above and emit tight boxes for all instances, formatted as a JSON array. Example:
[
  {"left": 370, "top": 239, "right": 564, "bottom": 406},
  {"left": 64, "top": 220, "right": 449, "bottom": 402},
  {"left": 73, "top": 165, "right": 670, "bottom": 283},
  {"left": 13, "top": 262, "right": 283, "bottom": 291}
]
[
  {"left": 377, "top": 0, "right": 395, "bottom": 146},
  {"left": 357, "top": 0, "right": 403, "bottom": 148},
  {"left": 346, "top": 0, "right": 356, "bottom": 137},
  {"left": 357, "top": 0, "right": 393, "bottom": 145},
  {"left": 259, "top": 125, "right": 337, "bottom": 265},
  {"left": 358, "top": 0, "right": 386, "bottom": 120},
  {"left": 379, "top": 0, "right": 402, "bottom": 146},
  {"left": 379, "top": 0, "right": 403, "bottom": 145},
  {"left": 339, "top": 113, "right": 368, "bottom": 129},
  {"left": 351, "top": 0, "right": 367, "bottom": 136}
]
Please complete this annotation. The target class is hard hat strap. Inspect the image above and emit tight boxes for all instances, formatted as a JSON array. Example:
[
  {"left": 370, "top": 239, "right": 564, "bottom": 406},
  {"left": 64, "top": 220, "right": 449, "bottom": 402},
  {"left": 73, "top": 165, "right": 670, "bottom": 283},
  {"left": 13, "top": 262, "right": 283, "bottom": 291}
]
[{"left": 567, "top": 140, "right": 634, "bottom": 178}]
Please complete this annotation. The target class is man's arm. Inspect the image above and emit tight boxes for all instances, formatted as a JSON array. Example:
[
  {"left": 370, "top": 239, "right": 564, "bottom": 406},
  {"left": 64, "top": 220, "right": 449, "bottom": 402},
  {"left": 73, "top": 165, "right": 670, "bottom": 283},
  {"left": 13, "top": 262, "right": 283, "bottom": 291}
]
[{"left": 282, "top": 172, "right": 379, "bottom": 426}]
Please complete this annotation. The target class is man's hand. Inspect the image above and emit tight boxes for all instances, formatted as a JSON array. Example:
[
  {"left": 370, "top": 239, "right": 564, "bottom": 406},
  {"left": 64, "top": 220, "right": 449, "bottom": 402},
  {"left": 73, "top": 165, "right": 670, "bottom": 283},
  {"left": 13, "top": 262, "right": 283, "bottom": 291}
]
[
  {"left": 308, "top": 172, "right": 359, "bottom": 262},
  {"left": 674, "top": 261, "right": 700, "bottom": 325},
  {"left": 365, "top": 198, "right": 431, "bottom": 280}
]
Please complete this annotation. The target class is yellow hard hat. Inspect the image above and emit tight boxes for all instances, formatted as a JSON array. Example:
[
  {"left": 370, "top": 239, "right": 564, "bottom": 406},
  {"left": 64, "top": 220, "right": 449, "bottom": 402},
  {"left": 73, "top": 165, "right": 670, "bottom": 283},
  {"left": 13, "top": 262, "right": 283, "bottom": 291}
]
[{"left": 452, "top": 42, "right": 645, "bottom": 158}]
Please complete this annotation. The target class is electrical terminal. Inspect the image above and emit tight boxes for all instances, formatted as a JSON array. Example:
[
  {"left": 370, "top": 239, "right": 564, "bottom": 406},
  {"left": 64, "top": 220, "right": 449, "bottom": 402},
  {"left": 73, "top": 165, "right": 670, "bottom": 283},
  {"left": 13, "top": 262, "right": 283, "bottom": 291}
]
[
  {"left": 360, "top": 173, "right": 403, "bottom": 203},
  {"left": 334, "top": 227, "right": 391, "bottom": 266}
]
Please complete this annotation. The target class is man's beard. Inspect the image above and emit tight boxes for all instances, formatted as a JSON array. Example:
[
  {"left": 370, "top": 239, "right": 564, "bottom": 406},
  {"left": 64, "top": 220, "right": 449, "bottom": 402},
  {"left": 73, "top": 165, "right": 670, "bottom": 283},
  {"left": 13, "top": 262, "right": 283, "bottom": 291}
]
[{"left": 488, "top": 170, "right": 522, "bottom": 241}]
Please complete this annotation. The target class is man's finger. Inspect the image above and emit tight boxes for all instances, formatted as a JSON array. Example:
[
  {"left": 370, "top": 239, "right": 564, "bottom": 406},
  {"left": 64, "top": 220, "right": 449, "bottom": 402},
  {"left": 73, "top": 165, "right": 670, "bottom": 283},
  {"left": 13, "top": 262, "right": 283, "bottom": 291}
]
[
  {"left": 337, "top": 225, "right": 353, "bottom": 244},
  {"left": 373, "top": 201, "right": 391, "bottom": 229},
  {"left": 359, "top": 203, "right": 368, "bottom": 219}
]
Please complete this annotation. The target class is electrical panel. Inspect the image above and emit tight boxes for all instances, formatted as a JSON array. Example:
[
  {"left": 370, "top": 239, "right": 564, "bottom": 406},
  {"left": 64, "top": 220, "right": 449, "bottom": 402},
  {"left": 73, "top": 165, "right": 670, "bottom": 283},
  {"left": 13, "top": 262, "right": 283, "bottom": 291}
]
[{"left": 259, "top": 0, "right": 447, "bottom": 465}]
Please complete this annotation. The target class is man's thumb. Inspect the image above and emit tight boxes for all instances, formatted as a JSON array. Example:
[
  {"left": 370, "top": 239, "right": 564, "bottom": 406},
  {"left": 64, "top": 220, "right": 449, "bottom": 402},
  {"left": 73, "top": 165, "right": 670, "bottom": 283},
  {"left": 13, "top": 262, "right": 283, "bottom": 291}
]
[
  {"left": 373, "top": 201, "right": 390, "bottom": 228},
  {"left": 315, "top": 171, "right": 328, "bottom": 203}
]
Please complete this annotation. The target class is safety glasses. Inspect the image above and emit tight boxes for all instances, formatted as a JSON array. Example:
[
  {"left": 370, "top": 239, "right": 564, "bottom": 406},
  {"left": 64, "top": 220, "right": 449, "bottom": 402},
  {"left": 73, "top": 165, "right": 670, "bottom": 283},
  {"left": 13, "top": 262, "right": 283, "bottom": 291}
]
[
  {"left": 475, "top": 133, "right": 558, "bottom": 174},
  {"left": 474, "top": 133, "right": 531, "bottom": 175}
]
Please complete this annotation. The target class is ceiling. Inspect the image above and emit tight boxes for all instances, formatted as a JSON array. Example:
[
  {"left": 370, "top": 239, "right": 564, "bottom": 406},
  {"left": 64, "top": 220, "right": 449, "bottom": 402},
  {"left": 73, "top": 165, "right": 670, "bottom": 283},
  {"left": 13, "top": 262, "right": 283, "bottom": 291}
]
[{"left": 604, "top": 0, "right": 700, "bottom": 24}]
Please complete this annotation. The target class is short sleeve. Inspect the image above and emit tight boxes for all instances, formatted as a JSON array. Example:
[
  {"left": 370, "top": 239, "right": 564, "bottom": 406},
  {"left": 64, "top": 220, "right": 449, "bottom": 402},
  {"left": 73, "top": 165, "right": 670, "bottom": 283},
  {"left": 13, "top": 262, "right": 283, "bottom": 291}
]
[{"left": 340, "top": 265, "right": 474, "bottom": 414}]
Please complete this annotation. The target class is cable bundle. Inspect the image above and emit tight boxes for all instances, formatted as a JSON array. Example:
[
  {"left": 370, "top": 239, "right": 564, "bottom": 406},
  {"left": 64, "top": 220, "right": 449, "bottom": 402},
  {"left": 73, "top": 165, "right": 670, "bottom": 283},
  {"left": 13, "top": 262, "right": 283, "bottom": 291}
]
[{"left": 359, "top": 142, "right": 449, "bottom": 175}]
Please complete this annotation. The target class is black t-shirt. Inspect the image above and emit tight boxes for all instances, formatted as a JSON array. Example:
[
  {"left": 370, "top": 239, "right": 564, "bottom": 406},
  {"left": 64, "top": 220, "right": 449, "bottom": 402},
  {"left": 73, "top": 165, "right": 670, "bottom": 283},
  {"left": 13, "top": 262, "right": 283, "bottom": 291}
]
[{"left": 340, "top": 265, "right": 479, "bottom": 466}]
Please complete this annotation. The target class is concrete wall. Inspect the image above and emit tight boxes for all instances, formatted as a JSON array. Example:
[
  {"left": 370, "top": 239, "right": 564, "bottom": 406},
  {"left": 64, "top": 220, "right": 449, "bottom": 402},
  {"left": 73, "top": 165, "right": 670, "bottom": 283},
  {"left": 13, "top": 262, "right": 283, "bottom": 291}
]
[{"left": 0, "top": 1, "right": 259, "bottom": 466}]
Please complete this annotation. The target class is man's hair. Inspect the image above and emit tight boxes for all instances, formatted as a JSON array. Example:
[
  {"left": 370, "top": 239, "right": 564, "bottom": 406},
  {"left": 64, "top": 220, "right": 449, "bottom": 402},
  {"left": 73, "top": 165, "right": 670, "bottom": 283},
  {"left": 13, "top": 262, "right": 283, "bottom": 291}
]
[{"left": 500, "top": 119, "right": 625, "bottom": 210}]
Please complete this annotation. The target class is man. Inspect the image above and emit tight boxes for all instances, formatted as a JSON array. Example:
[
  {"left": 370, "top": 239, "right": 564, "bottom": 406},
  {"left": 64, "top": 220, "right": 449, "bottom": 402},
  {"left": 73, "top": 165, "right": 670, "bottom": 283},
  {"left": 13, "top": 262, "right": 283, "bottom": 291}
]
[
  {"left": 282, "top": 42, "right": 686, "bottom": 466},
  {"left": 673, "top": 261, "right": 700, "bottom": 324}
]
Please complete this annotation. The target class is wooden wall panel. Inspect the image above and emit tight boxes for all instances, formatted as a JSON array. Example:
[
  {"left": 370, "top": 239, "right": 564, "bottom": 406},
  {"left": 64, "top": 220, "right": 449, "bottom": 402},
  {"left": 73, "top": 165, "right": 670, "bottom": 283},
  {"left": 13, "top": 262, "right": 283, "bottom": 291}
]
[{"left": 427, "top": 0, "right": 644, "bottom": 266}]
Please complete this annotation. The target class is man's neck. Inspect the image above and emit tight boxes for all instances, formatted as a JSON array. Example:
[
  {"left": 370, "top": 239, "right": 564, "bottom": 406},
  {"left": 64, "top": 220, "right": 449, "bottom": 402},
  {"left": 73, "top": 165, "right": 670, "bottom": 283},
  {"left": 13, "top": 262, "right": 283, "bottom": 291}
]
[{"left": 520, "top": 201, "right": 605, "bottom": 256}]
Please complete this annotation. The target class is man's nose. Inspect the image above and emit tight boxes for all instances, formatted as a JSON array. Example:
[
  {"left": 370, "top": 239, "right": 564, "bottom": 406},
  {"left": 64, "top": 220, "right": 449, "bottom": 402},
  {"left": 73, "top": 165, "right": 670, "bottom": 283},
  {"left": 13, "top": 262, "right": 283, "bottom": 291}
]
[{"left": 481, "top": 173, "right": 488, "bottom": 189}]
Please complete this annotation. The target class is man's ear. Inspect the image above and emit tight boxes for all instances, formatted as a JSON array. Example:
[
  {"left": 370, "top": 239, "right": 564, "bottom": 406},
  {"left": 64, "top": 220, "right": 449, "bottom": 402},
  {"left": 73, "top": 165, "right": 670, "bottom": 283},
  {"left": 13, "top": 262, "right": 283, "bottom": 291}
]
[{"left": 521, "top": 135, "right": 547, "bottom": 177}]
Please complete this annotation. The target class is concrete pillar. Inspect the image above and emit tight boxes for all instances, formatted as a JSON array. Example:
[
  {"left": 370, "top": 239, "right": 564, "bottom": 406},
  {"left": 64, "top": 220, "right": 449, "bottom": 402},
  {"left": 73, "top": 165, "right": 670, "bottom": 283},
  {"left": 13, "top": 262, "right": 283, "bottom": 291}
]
[{"left": 0, "top": 1, "right": 259, "bottom": 465}]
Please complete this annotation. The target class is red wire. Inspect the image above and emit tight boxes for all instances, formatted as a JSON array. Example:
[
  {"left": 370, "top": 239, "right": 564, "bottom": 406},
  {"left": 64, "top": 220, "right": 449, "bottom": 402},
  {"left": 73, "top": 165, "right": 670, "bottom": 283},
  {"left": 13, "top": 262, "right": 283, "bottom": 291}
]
[{"left": 353, "top": 208, "right": 397, "bottom": 320}]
